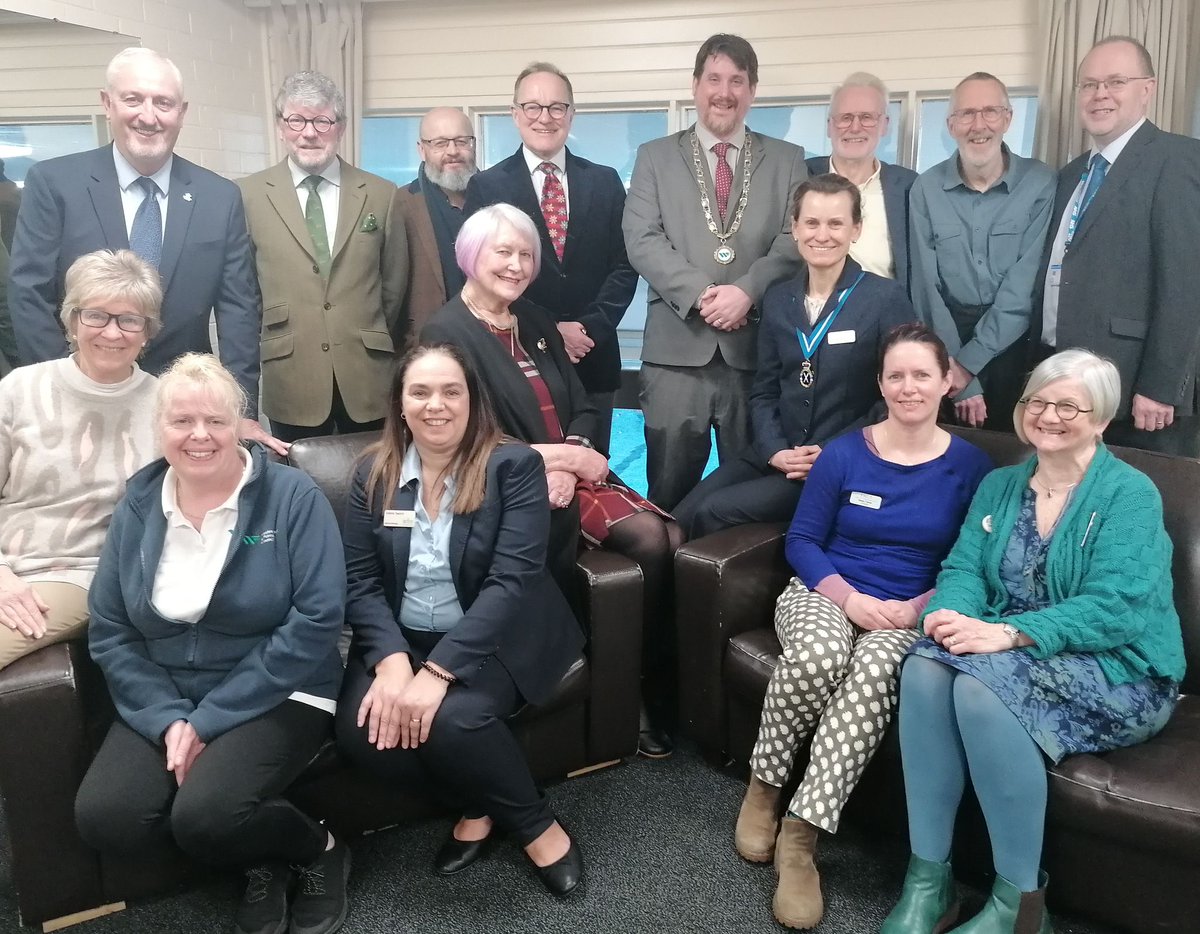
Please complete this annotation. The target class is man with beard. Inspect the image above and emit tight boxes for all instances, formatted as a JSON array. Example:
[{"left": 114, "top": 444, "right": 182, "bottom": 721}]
[
  {"left": 394, "top": 107, "right": 478, "bottom": 343},
  {"left": 239, "top": 70, "right": 407, "bottom": 442}
]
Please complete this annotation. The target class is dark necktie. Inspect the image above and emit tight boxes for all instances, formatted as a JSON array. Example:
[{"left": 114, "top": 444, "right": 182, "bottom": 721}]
[
  {"left": 1078, "top": 152, "right": 1108, "bottom": 222},
  {"left": 303, "top": 175, "right": 331, "bottom": 278},
  {"left": 539, "top": 163, "right": 567, "bottom": 261},
  {"left": 128, "top": 176, "right": 162, "bottom": 267},
  {"left": 713, "top": 142, "right": 733, "bottom": 219}
]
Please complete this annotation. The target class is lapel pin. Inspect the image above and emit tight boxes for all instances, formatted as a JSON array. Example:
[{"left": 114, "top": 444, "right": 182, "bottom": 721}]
[
  {"left": 182, "top": 192, "right": 193, "bottom": 202},
  {"left": 537, "top": 338, "right": 549, "bottom": 352}
]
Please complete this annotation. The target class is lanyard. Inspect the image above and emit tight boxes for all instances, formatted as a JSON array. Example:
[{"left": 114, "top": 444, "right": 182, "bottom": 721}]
[
  {"left": 795, "top": 272, "right": 865, "bottom": 361},
  {"left": 1065, "top": 161, "right": 1102, "bottom": 247}
]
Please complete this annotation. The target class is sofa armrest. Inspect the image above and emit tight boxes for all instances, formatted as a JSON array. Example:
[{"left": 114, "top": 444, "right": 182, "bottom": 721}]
[
  {"left": 575, "top": 549, "right": 643, "bottom": 763},
  {"left": 675, "top": 523, "right": 791, "bottom": 759}
]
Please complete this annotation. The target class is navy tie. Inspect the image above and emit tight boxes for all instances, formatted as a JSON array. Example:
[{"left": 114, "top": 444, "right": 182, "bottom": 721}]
[
  {"left": 1078, "top": 152, "right": 1108, "bottom": 221},
  {"left": 129, "top": 176, "right": 163, "bottom": 267}
]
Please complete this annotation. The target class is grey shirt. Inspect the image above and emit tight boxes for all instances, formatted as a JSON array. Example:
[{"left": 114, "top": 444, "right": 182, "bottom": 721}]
[{"left": 909, "top": 146, "right": 1055, "bottom": 398}]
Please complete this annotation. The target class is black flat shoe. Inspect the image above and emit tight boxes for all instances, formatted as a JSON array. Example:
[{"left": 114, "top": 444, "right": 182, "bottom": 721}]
[
  {"left": 535, "top": 841, "right": 584, "bottom": 898},
  {"left": 434, "top": 832, "right": 492, "bottom": 875},
  {"left": 638, "top": 724, "right": 674, "bottom": 759}
]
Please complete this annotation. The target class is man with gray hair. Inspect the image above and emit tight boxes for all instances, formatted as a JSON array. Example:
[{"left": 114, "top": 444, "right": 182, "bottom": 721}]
[
  {"left": 393, "top": 106, "right": 478, "bottom": 342},
  {"left": 806, "top": 72, "right": 917, "bottom": 291},
  {"left": 239, "top": 70, "right": 407, "bottom": 442}
]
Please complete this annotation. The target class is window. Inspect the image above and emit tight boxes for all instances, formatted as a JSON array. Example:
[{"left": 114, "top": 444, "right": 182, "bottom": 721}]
[
  {"left": 360, "top": 115, "right": 423, "bottom": 185},
  {"left": 914, "top": 96, "right": 1039, "bottom": 172},
  {"left": 0, "top": 122, "right": 96, "bottom": 184}
]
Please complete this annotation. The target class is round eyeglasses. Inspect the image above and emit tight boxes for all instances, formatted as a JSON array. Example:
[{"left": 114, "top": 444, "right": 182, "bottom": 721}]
[
  {"left": 1018, "top": 397, "right": 1094, "bottom": 421},
  {"left": 281, "top": 114, "right": 339, "bottom": 133},
  {"left": 514, "top": 101, "right": 571, "bottom": 120},
  {"left": 832, "top": 111, "right": 881, "bottom": 129},
  {"left": 76, "top": 308, "right": 151, "bottom": 333}
]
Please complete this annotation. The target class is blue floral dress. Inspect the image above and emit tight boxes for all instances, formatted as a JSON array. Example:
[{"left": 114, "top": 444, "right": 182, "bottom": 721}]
[{"left": 908, "top": 487, "right": 1178, "bottom": 763}]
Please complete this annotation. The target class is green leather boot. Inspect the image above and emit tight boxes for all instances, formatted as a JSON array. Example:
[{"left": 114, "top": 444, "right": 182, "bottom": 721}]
[
  {"left": 880, "top": 854, "right": 960, "bottom": 934},
  {"left": 953, "top": 872, "right": 1053, "bottom": 934}
]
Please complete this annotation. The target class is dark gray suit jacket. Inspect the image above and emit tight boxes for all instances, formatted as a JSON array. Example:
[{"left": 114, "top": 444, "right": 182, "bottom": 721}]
[{"left": 8, "top": 144, "right": 261, "bottom": 408}]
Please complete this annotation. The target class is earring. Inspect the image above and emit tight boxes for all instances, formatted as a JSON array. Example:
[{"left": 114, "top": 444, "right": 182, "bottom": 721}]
[{"left": 400, "top": 413, "right": 407, "bottom": 420}]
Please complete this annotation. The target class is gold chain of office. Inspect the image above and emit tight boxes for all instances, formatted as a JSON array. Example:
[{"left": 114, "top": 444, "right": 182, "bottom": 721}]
[{"left": 690, "top": 131, "right": 753, "bottom": 265}]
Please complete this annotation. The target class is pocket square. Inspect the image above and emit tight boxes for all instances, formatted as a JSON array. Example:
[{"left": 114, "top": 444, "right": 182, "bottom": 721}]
[{"left": 360, "top": 213, "right": 378, "bottom": 233}]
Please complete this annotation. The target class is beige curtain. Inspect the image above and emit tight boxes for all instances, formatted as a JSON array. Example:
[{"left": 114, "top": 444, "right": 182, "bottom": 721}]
[
  {"left": 1035, "top": 0, "right": 1195, "bottom": 166},
  {"left": 266, "top": 0, "right": 364, "bottom": 164}
]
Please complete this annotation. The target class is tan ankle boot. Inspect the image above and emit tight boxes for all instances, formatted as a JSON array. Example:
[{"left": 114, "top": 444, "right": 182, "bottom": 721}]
[
  {"left": 734, "top": 775, "right": 781, "bottom": 862},
  {"left": 772, "top": 816, "right": 823, "bottom": 929}
]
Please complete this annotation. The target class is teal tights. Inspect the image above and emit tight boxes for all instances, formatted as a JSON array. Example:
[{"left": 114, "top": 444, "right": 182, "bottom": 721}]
[{"left": 898, "top": 656, "right": 1047, "bottom": 891}]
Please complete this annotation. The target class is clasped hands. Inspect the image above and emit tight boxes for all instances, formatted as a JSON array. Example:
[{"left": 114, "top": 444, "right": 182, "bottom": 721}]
[
  {"left": 536, "top": 443, "right": 609, "bottom": 510},
  {"left": 698, "top": 284, "right": 752, "bottom": 332},
  {"left": 843, "top": 592, "right": 918, "bottom": 631},
  {"left": 357, "top": 653, "right": 452, "bottom": 751},
  {"left": 557, "top": 321, "right": 595, "bottom": 364},
  {"left": 769, "top": 445, "right": 821, "bottom": 480},
  {"left": 925, "top": 609, "right": 1014, "bottom": 655}
]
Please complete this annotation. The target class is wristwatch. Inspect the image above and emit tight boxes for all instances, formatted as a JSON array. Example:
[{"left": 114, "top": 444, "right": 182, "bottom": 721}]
[{"left": 1000, "top": 623, "right": 1021, "bottom": 648}]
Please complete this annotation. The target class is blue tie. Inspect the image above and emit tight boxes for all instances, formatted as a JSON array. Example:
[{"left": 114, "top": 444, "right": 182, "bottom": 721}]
[
  {"left": 129, "top": 176, "right": 162, "bottom": 267},
  {"left": 1078, "top": 152, "right": 1108, "bottom": 222}
]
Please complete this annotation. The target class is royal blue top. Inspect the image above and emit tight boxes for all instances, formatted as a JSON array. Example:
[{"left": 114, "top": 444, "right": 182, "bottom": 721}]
[{"left": 785, "top": 429, "right": 992, "bottom": 601}]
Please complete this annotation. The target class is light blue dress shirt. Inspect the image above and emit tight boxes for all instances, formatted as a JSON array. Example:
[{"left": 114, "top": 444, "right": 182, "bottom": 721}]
[{"left": 398, "top": 445, "right": 463, "bottom": 632}]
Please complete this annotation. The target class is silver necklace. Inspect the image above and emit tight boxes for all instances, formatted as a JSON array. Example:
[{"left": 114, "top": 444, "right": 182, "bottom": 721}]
[
  {"left": 1031, "top": 472, "right": 1080, "bottom": 499},
  {"left": 690, "top": 131, "right": 753, "bottom": 265}
]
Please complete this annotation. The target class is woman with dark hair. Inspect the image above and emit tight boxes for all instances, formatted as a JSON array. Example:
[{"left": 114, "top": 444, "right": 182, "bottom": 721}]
[
  {"left": 674, "top": 173, "right": 918, "bottom": 539},
  {"left": 734, "top": 324, "right": 992, "bottom": 930},
  {"left": 422, "top": 202, "right": 682, "bottom": 758},
  {"left": 335, "top": 343, "right": 586, "bottom": 897}
]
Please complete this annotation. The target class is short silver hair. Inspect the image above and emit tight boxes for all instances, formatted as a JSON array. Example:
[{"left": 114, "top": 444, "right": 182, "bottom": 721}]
[
  {"left": 106, "top": 47, "right": 184, "bottom": 99},
  {"left": 1013, "top": 348, "right": 1121, "bottom": 442},
  {"left": 156, "top": 353, "right": 248, "bottom": 436},
  {"left": 831, "top": 72, "right": 888, "bottom": 113},
  {"left": 275, "top": 71, "right": 346, "bottom": 123}
]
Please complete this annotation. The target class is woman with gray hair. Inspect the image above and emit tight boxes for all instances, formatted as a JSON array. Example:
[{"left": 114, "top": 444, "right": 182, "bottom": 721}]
[
  {"left": 883, "top": 349, "right": 1185, "bottom": 934},
  {"left": 0, "top": 248, "right": 161, "bottom": 669}
]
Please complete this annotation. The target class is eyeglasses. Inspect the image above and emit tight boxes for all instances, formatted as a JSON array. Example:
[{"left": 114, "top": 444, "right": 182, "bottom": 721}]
[
  {"left": 420, "top": 136, "right": 476, "bottom": 151},
  {"left": 76, "top": 307, "right": 151, "bottom": 333},
  {"left": 280, "top": 113, "right": 339, "bottom": 133},
  {"left": 948, "top": 105, "right": 1011, "bottom": 126},
  {"left": 1075, "top": 75, "right": 1154, "bottom": 95},
  {"left": 1019, "top": 397, "right": 1094, "bottom": 421},
  {"left": 514, "top": 101, "right": 571, "bottom": 120},
  {"left": 832, "top": 111, "right": 882, "bottom": 129}
]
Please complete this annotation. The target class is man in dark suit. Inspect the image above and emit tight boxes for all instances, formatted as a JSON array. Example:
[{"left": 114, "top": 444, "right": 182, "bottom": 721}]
[
  {"left": 465, "top": 63, "right": 637, "bottom": 455},
  {"left": 7, "top": 47, "right": 278, "bottom": 450},
  {"left": 394, "top": 107, "right": 478, "bottom": 345},
  {"left": 806, "top": 72, "right": 916, "bottom": 293},
  {"left": 1033, "top": 36, "right": 1200, "bottom": 456}
]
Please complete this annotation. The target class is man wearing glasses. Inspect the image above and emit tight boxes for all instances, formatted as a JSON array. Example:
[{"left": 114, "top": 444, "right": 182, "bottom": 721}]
[
  {"left": 464, "top": 62, "right": 636, "bottom": 455},
  {"left": 1033, "top": 36, "right": 1200, "bottom": 456},
  {"left": 807, "top": 73, "right": 917, "bottom": 292},
  {"left": 239, "top": 70, "right": 407, "bottom": 443},
  {"left": 394, "top": 107, "right": 478, "bottom": 343},
  {"left": 909, "top": 71, "right": 1055, "bottom": 431}
]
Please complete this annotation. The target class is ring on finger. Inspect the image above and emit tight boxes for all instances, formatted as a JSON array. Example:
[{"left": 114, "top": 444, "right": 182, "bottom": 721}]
[{"left": 945, "top": 635, "right": 955, "bottom": 646}]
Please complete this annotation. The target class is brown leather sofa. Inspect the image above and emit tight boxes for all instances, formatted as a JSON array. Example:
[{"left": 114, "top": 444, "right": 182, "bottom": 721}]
[
  {"left": 675, "top": 427, "right": 1200, "bottom": 934},
  {"left": 0, "top": 432, "right": 643, "bottom": 927}
]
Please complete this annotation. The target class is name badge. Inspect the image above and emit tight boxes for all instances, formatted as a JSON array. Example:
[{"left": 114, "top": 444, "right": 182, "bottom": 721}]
[
  {"left": 827, "top": 329, "right": 856, "bottom": 345},
  {"left": 849, "top": 491, "right": 882, "bottom": 509},
  {"left": 1048, "top": 264, "right": 1062, "bottom": 288},
  {"left": 384, "top": 509, "right": 416, "bottom": 528}
]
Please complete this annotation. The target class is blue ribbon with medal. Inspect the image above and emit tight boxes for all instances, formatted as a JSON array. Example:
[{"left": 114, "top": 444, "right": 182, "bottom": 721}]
[{"left": 794, "top": 272, "right": 865, "bottom": 388}]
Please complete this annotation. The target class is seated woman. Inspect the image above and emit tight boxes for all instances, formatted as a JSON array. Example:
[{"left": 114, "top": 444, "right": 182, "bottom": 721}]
[
  {"left": 74, "top": 354, "right": 348, "bottom": 934},
  {"left": 335, "top": 343, "right": 586, "bottom": 895},
  {"left": 0, "top": 249, "right": 161, "bottom": 670},
  {"left": 734, "top": 323, "right": 991, "bottom": 929},
  {"left": 674, "top": 173, "right": 917, "bottom": 540},
  {"left": 422, "top": 202, "right": 683, "bottom": 758},
  {"left": 882, "top": 350, "right": 1185, "bottom": 934}
]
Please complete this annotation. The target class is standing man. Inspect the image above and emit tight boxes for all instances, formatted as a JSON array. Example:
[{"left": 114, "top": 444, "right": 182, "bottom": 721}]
[
  {"left": 1034, "top": 36, "right": 1200, "bottom": 455},
  {"left": 0, "top": 159, "right": 19, "bottom": 252},
  {"left": 394, "top": 106, "right": 477, "bottom": 344},
  {"left": 7, "top": 48, "right": 277, "bottom": 449},
  {"left": 465, "top": 63, "right": 637, "bottom": 455},
  {"left": 909, "top": 72, "right": 1055, "bottom": 429},
  {"left": 807, "top": 72, "right": 916, "bottom": 292},
  {"left": 624, "top": 34, "right": 807, "bottom": 510},
  {"left": 239, "top": 71, "right": 406, "bottom": 443}
]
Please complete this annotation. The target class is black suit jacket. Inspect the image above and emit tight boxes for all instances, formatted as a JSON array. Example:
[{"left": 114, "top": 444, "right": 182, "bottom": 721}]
[
  {"left": 1032, "top": 121, "right": 1200, "bottom": 415},
  {"left": 806, "top": 156, "right": 918, "bottom": 294},
  {"left": 463, "top": 148, "right": 637, "bottom": 393},
  {"left": 343, "top": 442, "right": 583, "bottom": 706},
  {"left": 8, "top": 145, "right": 261, "bottom": 408}
]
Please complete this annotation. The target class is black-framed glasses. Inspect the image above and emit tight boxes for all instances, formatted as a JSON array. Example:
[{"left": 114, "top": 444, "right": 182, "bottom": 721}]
[
  {"left": 420, "top": 135, "right": 476, "bottom": 151},
  {"left": 281, "top": 113, "right": 339, "bottom": 133},
  {"left": 832, "top": 111, "right": 881, "bottom": 129},
  {"left": 514, "top": 101, "right": 571, "bottom": 120},
  {"left": 1019, "top": 397, "right": 1094, "bottom": 421},
  {"left": 948, "top": 105, "right": 1011, "bottom": 126},
  {"left": 75, "top": 307, "right": 150, "bottom": 333},
  {"left": 1076, "top": 76, "right": 1154, "bottom": 95}
]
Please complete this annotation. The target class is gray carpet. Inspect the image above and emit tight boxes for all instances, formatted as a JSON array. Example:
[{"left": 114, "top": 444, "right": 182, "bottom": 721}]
[{"left": 0, "top": 748, "right": 1117, "bottom": 933}]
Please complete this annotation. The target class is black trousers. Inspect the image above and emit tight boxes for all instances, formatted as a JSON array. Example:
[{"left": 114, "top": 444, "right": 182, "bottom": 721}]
[
  {"left": 74, "top": 702, "right": 331, "bottom": 868},
  {"left": 672, "top": 450, "right": 804, "bottom": 539},
  {"left": 269, "top": 378, "right": 385, "bottom": 443},
  {"left": 335, "top": 629, "right": 554, "bottom": 846}
]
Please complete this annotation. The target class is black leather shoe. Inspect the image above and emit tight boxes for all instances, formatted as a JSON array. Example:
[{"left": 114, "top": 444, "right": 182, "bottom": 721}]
[
  {"left": 434, "top": 831, "right": 492, "bottom": 875},
  {"left": 535, "top": 841, "right": 584, "bottom": 898},
  {"left": 638, "top": 724, "right": 674, "bottom": 758}
]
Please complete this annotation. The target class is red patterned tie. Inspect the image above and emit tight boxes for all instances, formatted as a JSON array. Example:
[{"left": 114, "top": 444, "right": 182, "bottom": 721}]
[
  {"left": 713, "top": 142, "right": 733, "bottom": 219},
  {"left": 539, "top": 162, "right": 567, "bottom": 261}
]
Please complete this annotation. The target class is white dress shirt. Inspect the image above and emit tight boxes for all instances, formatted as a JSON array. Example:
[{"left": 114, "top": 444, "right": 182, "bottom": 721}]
[{"left": 523, "top": 146, "right": 569, "bottom": 220}]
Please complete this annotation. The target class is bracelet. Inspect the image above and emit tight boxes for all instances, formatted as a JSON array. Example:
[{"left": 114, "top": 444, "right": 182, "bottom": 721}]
[{"left": 421, "top": 661, "right": 456, "bottom": 683}]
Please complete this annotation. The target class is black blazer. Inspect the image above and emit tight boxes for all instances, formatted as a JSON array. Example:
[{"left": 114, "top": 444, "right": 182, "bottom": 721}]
[
  {"left": 342, "top": 443, "right": 583, "bottom": 706},
  {"left": 1032, "top": 121, "right": 1200, "bottom": 416},
  {"left": 463, "top": 148, "right": 637, "bottom": 393},
  {"left": 806, "top": 156, "right": 918, "bottom": 295}
]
